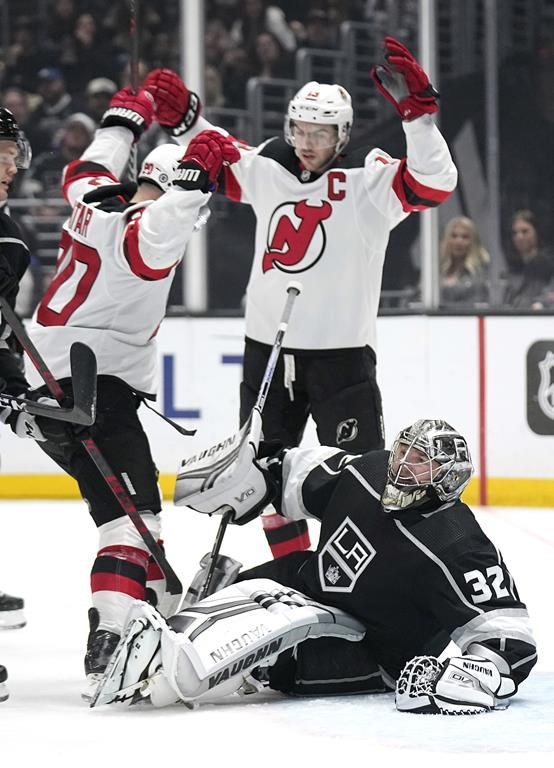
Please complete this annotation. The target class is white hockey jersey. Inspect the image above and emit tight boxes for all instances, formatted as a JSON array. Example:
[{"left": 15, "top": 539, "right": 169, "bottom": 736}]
[
  {"left": 26, "top": 127, "right": 208, "bottom": 395},
  {"left": 189, "top": 114, "right": 457, "bottom": 351}
]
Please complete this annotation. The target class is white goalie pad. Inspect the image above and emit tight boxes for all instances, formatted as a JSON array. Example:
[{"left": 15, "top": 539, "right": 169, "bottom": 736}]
[
  {"left": 92, "top": 579, "right": 366, "bottom": 708},
  {"left": 161, "top": 578, "right": 366, "bottom": 705},
  {"left": 174, "top": 408, "right": 271, "bottom": 521}
]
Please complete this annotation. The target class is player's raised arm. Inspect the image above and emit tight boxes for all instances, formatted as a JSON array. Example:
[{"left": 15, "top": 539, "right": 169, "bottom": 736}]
[
  {"left": 364, "top": 36, "right": 457, "bottom": 225},
  {"left": 62, "top": 86, "right": 155, "bottom": 206},
  {"left": 122, "top": 130, "right": 240, "bottom": 275}
]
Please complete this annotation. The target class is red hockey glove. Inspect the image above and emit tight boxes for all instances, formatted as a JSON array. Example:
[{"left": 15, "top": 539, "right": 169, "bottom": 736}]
[
  {"left": 371, "top": 36, "right": 439, "bottom": 121},
  {"left": 100, "top": 86, "right": 154, "bottom": 141},
  {"left": 173, "top": 130, "right": 240, "bottom": 193},
  {"left": 143, "top": 68, "right": 201, "bottom": 138}
]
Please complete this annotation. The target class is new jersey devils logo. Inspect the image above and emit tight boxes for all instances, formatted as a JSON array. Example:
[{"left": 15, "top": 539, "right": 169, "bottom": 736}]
[{"left": 262, "top": 199, "right": 332, "bottom": 273}]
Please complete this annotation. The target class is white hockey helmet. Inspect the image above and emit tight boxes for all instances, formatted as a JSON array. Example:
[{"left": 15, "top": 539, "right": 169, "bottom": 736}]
[
  {"left": 284, "top": 81, "right": 353, "bottom": 155},
  {"left": 381, "top": 419, "right": 474, "bottom": 513},
  {"left": 138, "top": 143, "right": 183, "bottom": 192}
]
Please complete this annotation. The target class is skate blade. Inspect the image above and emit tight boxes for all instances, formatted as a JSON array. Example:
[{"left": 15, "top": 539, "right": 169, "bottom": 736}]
[{"left": 0, "top": 609, "right": 26, "bottom": 629}]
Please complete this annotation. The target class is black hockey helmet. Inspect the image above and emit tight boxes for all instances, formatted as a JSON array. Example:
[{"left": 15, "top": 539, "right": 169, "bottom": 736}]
[
  {"left": 381, "top": 419, "right": 474, "bottom": 513},
  {"left": 0, "top": 107, "right": 32, "bottom": 169}
]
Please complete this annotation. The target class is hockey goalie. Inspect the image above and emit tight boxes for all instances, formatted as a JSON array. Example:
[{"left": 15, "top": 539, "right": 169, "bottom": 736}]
[{"left": 92, "top": 418, "right": 536, "bottom": 714}]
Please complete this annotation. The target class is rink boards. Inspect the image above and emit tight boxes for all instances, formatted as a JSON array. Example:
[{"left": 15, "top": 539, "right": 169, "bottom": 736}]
[{"left": 0, "top": 314, "right": 553, "bottom": 506}]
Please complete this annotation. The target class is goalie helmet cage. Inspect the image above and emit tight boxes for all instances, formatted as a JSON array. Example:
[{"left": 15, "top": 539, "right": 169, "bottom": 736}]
[{"left": 198, "top": 281, "right": 303, "bottom": 600}]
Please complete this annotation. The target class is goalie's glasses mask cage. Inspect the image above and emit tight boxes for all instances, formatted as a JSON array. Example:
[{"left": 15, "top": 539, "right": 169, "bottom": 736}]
[
  {"left": 381, "top": 419, "right": 474, "bottom": 513},
  {"left": 0, "top": 108, "right": 32, "bottom": 169},
  {"left": 284, "top": 81, "right": 353, "bottom": 155}
]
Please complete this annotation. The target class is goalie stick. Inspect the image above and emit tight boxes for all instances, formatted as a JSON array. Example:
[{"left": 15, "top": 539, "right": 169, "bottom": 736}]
[
  {"left": 0, "top": 295, "right": 183, "bottom": 616},
  {"left": 176, "top": 281, "right": 303, "bottom": 600}
]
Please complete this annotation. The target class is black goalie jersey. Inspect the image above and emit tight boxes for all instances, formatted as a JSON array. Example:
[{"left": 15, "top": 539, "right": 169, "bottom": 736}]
[{"left": 263, "top": 446, "right": 537, "bottom": 687}]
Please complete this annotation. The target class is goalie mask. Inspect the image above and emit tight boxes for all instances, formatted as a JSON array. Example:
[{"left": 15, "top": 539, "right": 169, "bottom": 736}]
[
  {"left": 138, "top": 143, "right": 183, "bottom": 192},
  {"left": 381, "top": 419, "right": 473, "bottom": 513},
  {"left": 0, "top": 107, "right": 32, "bottom": 169},
  {"left": 284, "top": 81, "right": 353, "bottom": 155}
]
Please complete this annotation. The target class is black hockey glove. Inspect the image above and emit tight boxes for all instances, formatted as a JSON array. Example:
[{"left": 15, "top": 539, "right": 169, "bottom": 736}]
[{"left": 0, "top": 392, "right": 77, "bottom": 447}]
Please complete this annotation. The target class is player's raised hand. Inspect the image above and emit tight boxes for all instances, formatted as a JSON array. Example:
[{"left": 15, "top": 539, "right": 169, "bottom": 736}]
[
  {"left": 100, "top": 86, "right": 154, "bottom": 141},
  {"left": 143, "top": 68, "right": 201, "bottom": 137},
  {"left": 371, "top": 35, "right": 439, "bottom": 121},
  {"left": 173, "top": 130, "right": 240, "bottom": 193}
]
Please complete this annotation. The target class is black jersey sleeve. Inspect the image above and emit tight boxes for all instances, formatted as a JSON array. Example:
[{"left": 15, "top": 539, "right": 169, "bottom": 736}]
[{"left": 401, "top": 505, "right": 537, "bottom": 689}]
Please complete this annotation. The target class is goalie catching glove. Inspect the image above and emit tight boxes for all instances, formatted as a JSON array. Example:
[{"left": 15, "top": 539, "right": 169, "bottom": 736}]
[
  {"left": 371, "top": 35, "right": 438, "bottom": 121},
  {"left": 396, "top": 654, "right": 514, "bottom": 715},
  {"left": 174, "top": 407, "right": 277, "bottom": 524}
]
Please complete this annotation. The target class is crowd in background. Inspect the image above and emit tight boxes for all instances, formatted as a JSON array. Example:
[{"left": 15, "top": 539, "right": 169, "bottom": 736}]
[{"left": 0, "top": 0, "right": 552, "bottom": 313}]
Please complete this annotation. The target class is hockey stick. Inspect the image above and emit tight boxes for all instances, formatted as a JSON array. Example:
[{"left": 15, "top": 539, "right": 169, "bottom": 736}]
[
  {"left": 128, "top": 0, "right": 139, "bottom": 181},
  {"left": 0, "top": 296, "right": 183, "bottom": 616},
  {"left": 194, "top": 280, "right": 302, "bottom": 599},
  {"left": 0, "top": 337, "right": 96, "bottom": 427}
]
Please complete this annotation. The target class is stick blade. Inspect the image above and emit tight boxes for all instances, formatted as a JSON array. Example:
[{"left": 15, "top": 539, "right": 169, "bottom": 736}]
[{"left": 69, "top": 342, "right": 97, "bottom": 426}]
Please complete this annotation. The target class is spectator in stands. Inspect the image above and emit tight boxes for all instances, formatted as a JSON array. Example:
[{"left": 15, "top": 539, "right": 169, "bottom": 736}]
[
  {"left": 503, "top": 209, "right": 554, "bottom": 309},
  {"left": 2, "top": 17, "right": 56, "bottom": 94},
  {"left": 83, "top": 78, "right": 118, "bottom": 126},
  {"left": 205, "top": 19, "right": 233, "bottom": 71},
  {"left": 30, "top": 68, "right": 74, "bottom": 156},
  {"left": 439, "top": 216, "right": 490, "bottom": 308},
  {"left": 221, "top": 48, "right": 252, "bottom": 109},
  {"left": 46, "top": 0, "right": 79, "bottom": 48},
  {"left": 27, "top": 112, "right": 95, "bottom": 199},
  {"left": 230, "top": 0, "right": 297, "bottom": 56},
  {"left": 205, "top": 66, "right": 226, "bottom": 108},
  {"left": 59, "top": 13, "right": 120, "bottom": 94},
  {"left": 302, "top": 8, "right": 339, "bottom": 49},
  {"left": 250, "top": 32, "right": 294, "bottom": 80}
]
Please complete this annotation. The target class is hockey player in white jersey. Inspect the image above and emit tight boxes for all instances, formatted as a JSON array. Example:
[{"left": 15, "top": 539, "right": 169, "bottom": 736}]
[
  {"left": 9, "top": 83, "right": 239, "bottom": 698},
  {"left": 143, "top": 36, "right": 458, "bottom": 558}
]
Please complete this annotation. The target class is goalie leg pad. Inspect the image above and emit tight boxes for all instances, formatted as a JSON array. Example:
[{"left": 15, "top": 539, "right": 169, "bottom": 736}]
[{"left": 160, "top": 578, "right": 365, "bottom": 705}]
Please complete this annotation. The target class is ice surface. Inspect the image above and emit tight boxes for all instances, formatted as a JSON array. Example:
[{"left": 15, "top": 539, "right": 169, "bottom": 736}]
[{"left": 0, "top": 500, "right": 552, "bottom": 767}]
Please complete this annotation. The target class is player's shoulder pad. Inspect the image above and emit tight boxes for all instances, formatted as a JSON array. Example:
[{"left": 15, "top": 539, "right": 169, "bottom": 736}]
[
  {"left": 257, "top": 137, "right": 304, "bottom": 172},
  {"left": 364, "top": 146, "right": 397, "bottom": 170}
]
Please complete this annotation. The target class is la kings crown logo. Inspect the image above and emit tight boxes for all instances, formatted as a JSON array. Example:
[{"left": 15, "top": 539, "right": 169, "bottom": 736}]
[
  {"left": 318, "top": 517, "right": 376, "bottom": 593},
  {"left": 263, "top": 200, "right": 332, "bottom": 273}
]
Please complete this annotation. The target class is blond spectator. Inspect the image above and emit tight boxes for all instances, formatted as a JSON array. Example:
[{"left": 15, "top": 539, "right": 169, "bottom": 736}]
[{"left": 439, "top": 216, "right": 490, "bottom": 307}]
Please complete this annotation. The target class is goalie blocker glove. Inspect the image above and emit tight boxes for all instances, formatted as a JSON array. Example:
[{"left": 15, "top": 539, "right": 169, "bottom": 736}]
[
  {"left": 371, "top": 35, "right": 438, "bottom": 121},
  {"left": 173, "top": 130, "right": 240, "bottom": 194},
  {"left": 396, "top": 654, "right": 511, "bottom": 715},
  {"left": 143, "top": 68, "right": 201, "bottom": 138},
  {"left": 100, "top": 86, "right": 154, "bottom": 142}
]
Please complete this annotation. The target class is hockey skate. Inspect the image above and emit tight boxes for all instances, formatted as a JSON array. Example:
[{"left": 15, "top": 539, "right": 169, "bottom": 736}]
[
  {"left": 90, "top": 601, "right": 176, "bottom": 708},
  {"left": 0, "top": 664, "right": 8, "bottom": 702},
  {"left": 0, "top": 591, "right": 26, "bottom": 629},
  {"left": 82, "top": 608, "right": 120, "bottom": 702}
]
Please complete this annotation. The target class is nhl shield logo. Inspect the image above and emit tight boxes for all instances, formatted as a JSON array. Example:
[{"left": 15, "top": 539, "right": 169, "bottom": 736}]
[
  {"left": 527, "top": 341, "right": 554, "bottom": 435},
  {"left": 337, "top": 418, "right": 358, "bottom": 445},
  {"left": 318, "top": 517, "right": 376, "bottom": 592}
]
